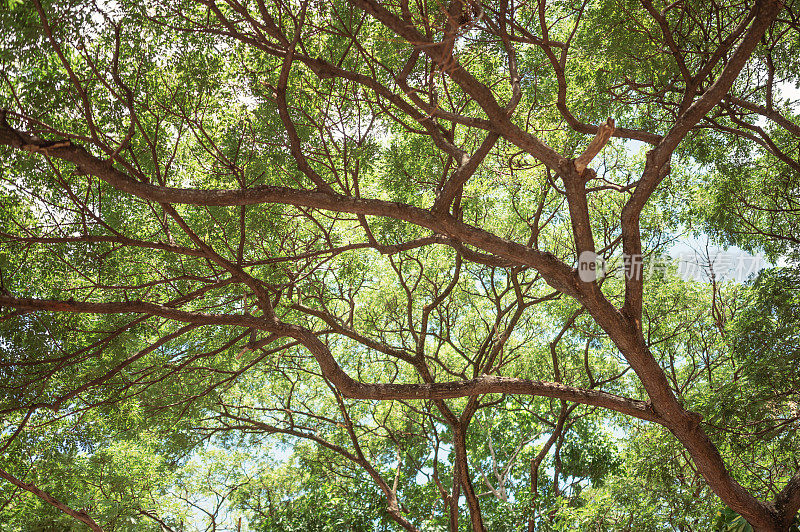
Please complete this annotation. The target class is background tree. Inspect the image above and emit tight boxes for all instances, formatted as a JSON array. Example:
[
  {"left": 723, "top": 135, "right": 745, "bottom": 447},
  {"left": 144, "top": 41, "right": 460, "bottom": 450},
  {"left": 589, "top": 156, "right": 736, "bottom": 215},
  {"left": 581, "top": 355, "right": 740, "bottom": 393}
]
[{"left": 1, "top": 0, "right": 799, "bottom": 530}]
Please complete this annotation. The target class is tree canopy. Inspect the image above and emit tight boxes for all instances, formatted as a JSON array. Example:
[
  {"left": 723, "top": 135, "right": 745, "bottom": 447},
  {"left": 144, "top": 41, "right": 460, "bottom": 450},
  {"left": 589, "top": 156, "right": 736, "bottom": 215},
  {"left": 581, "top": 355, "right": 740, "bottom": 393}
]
[{"left": 1, "top": 0, "right": 799, "bottom": 530}]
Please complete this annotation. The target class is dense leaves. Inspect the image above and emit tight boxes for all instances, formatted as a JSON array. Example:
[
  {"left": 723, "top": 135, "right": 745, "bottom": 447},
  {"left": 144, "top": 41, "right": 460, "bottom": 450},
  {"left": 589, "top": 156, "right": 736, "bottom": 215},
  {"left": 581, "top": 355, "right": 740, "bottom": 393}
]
[{"left": 1, "top": 0, "right": 799, "bottom": 530}]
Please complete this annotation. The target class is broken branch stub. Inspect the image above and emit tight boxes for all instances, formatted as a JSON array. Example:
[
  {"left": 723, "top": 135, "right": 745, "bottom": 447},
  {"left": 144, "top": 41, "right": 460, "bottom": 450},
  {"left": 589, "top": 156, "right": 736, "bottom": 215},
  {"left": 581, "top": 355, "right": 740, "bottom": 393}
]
[{"left": 574, "top": 118, "right": 616, "bottom": 174}]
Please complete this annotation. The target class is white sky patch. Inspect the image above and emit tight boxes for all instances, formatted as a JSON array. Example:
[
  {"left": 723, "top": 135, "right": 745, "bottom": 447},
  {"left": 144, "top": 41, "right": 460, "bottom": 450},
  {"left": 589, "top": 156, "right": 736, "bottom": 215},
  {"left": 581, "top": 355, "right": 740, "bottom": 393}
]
[{"left": 668, "top": 237, "right": 767, "bottom": 283}]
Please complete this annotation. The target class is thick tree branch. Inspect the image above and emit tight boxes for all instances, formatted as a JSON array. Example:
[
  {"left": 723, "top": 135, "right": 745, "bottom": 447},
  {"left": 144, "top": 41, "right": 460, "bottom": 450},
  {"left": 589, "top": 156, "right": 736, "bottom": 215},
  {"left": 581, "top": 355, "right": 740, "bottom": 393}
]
[
  {"left": 573, "top": 118, "right": 615, "bottom": 175},
  {"left": 0, "top": 466, "right": 105, "bottom": 531},
  {"left": 0, "top": 294, "right": 657, "bottom": 422},
  {"left": 281, "top": 324, "right": 660, "bottom": 422},
  {"left": 774, "top": 469, "right": 800, "bottom": 528},
  {"left": 346, "top": 0, "right": 569, "bottom": 172},
  {"left": 433, "top": 131, "right": 500, "bottom": 214},
  {"left": 621, "top": 0, "right": 783, "bottom": 324},
  {"left": 0, "top": 119, "right": 581, "bottom": 297},
  {"left": 0, "top": 295, "right": 265, "bottom": 328}
]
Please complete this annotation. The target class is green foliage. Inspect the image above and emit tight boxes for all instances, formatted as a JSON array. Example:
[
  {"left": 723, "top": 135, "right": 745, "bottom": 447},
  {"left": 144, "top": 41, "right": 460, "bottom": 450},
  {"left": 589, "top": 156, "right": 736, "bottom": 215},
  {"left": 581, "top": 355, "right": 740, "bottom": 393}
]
[
  {"left": 714, "top": 507, "right": 800, "bottom": 532},
  {"left": 1, "top": 0, "right": 799, "bottom": 530}
]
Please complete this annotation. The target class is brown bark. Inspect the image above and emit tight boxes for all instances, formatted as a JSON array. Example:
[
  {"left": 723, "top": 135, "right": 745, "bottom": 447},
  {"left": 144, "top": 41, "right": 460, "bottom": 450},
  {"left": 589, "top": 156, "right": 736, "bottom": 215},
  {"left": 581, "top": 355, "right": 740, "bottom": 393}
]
[
  {"left": 0, "top": 467, "right": 105, "bottom": 531},
  {"left": 1, "top": 0, "right": 798, "bottom": 529}
]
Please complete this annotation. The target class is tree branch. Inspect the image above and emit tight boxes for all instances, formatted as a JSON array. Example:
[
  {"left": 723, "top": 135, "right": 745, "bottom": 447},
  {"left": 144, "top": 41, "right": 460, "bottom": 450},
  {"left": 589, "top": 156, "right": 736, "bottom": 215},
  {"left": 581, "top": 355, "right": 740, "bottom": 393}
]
[
  {"left": 573, "top": 118, "right": 615, "bottom": 175},
  {"left": 0, "top": 466, "right": 105, "bottom": 532}
]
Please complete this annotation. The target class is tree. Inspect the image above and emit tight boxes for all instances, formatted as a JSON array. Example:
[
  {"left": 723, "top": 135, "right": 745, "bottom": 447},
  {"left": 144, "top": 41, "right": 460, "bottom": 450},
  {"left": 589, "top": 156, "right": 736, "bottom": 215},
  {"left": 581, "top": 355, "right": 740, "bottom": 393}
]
[{"left": 0, "top": 0, "right": 799, "bottom": 529}]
